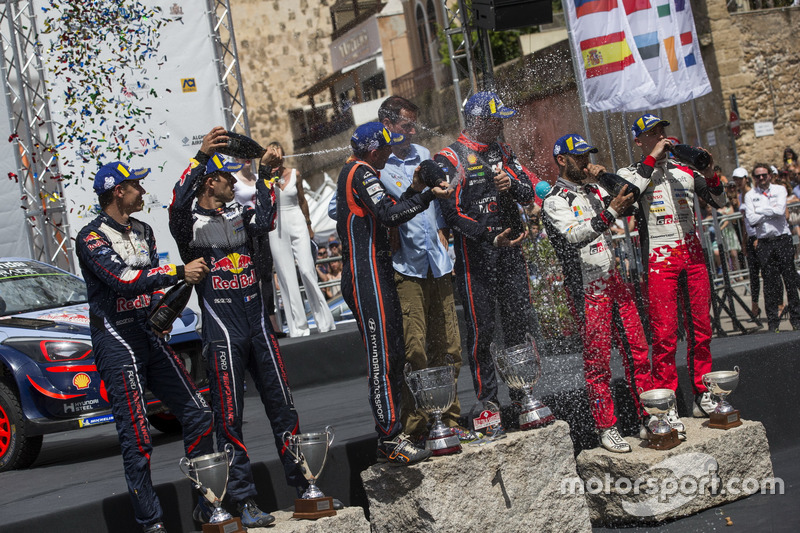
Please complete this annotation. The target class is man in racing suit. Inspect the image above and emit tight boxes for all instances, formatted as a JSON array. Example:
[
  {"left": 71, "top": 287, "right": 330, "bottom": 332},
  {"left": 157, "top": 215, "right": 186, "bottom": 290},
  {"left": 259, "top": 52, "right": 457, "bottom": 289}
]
[
  {"left": 169, "top": 127, "right": 302, "bottom": 527},
  {"left": 542, "top": 134, "right": 652, "bottom": 453},
  {"left": 336, "top": 121, "right": 449, "bottom": 464},
  {"left": 434, "top": 91, "right": 537, "bottom": 420},
  {"left": 617, "top": 114, "right": 723, "bottom": 428},
  {"left": 76, "top": 161, "right": 213, "bottom": 533}
]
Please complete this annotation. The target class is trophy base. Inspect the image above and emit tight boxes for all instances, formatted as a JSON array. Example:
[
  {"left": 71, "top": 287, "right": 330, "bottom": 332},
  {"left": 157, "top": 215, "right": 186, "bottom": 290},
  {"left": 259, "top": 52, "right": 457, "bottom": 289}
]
[
  {"left": 292, "top": 497, "right": 337, "bottom": 520},
  {"left": 426, "top": 433, "right": 462, "bottom": 456},
  {"left": 519, "top": 406, "right": 556, "bottom": 430},
  {"left": 645, "top": 428, "right": 682, "bottom": 450},
  {"left": 202, "top": 517, "right": 246, "bottom": 533},
  {"left": 708, "top": 409, "right": 742, "bottom": 430}
]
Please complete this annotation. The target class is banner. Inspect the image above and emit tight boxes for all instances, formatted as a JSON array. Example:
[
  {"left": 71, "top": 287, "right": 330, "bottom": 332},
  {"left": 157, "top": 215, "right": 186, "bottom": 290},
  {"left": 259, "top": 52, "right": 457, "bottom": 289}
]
[
  {"left": 33, "top": 0, "right": 228, "bottom": 268},
  {"left": 566, "top": 0, "right": 711, "bottom": 112}
]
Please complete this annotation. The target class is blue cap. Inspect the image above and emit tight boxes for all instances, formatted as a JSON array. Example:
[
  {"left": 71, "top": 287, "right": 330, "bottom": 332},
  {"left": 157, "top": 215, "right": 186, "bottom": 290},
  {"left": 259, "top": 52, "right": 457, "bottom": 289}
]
[
  {"left": 351, "top": 122, "right": 404, "bottom": 152},
  {"left": 204, "top": 153, "right": 244, "bottom": 176},
  {"left": 93, "top": 161, "right": 150, "bottom": 195},
  {"left": 552, "top": 134, "right": 598, "bottom": 158},
  {"left": 631, "top": 114, "right": 670, "bottom": 138},
  {"left": 463, "top": 91, "right": 516, "bottom": 119}
]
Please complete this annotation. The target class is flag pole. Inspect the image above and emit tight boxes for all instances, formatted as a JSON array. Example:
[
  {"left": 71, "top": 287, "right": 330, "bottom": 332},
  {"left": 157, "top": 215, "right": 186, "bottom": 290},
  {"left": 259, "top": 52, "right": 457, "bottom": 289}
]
[
  {"left": 563, "top": 4, "right": 596, "bottom": 163},
  {"left": 603, "top": 110, "right": 619, "bottom": 172}
]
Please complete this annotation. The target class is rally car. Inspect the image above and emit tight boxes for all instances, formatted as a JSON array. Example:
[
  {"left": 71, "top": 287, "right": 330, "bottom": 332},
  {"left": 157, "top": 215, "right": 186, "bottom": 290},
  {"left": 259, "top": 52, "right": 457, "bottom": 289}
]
[{"left": 0, "top": 258, "right": 206, "bottom": 472}]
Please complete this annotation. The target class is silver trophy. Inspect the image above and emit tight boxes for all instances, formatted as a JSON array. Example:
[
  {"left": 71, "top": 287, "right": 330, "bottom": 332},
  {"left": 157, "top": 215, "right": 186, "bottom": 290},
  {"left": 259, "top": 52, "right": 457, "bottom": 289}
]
[
  {"left": 639, "top": 388, "right": 682, "bottom": 449},
  {"left": 284, "top": 427, "right": 337, "bottom": 519},
  {"left": 702, "top": 366, "right": 743, "bottom": 429},
  {"left": 491, "top": 334, "right": 555, "bottom": 429},
  {"left": 179, "top": 443, "right": 236, "bottom": 525},
  {"left": 405, "top": 364, "right": 462, "bottom": 455}
]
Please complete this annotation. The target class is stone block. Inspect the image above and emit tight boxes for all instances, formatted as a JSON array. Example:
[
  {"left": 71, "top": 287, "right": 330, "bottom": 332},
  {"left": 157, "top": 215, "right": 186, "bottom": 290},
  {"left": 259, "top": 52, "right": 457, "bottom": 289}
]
[
  {"left": 247, "top": 506, "right": 370, "bottom": 533},
  {"left": 361, "top": 420, "right": 591, "bottom": 533},
  {"left": 575, "top": 419, "right": 775, "bottom": 526}
]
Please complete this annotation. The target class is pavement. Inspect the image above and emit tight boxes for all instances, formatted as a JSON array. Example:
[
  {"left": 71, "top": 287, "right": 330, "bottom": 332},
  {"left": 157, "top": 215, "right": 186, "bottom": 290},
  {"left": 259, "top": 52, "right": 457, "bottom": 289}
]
[{"left": 1, "top": 289, "right": 798, "bottom": 532}]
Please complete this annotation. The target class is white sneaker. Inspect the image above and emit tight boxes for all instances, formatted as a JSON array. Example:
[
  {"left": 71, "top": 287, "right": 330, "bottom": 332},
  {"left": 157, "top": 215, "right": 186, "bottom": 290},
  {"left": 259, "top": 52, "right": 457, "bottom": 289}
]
[
  {"left": 666, "top": 409, "right": 687, "bottom": 440},
  {"left": 599, "top": 427, "right": 632, "bottom": 453},
  {"left": 693, "top": 391, "right": 718, "bottom": 418}
]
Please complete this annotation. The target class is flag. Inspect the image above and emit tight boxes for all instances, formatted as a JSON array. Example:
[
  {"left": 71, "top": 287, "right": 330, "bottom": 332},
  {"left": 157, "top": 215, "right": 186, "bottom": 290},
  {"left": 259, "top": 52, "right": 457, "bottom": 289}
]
[
  {"left": 633, "top": 31, "right": 659, "bottom": 60},
  {"left": 581, "top": 32, "right": 635, "bottom": 78},
  {"left": 574, "top": 0, "right": 617, "bottom": 18},
  {"left": 622, "top": 0, "right": 651, "bottom": 15}
]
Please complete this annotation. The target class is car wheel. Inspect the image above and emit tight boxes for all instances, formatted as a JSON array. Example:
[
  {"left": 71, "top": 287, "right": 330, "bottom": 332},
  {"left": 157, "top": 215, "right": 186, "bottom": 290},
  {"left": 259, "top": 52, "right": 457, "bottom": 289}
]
[
  {"left": 147, "top": 412, "right": 183, "bottom": 434},
  {"left": 0, "top": 379, "right": 43, "bottom": 472}
]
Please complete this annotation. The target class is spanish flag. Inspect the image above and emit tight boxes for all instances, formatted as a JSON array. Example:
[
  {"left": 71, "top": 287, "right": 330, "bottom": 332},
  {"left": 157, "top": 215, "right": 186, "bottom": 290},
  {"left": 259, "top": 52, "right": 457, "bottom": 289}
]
[{"left": 580, "top": 32, "right": 635, "bottom": 78}]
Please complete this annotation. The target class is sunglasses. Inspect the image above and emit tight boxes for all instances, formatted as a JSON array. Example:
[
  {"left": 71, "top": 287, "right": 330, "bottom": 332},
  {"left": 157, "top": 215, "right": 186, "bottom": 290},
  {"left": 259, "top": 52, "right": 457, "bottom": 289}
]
[{"left": 754, "top": 173, "right": 770, "bottom": 178}]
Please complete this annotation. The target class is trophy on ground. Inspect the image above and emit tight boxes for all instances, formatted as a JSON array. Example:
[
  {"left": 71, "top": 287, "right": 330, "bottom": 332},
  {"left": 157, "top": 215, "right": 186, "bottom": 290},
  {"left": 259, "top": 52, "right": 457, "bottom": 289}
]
[
  {"left": 405, "top": 364, "right": 462, "bottom": 455},
  {"left": 284, "top": 427, "right": 337, "bottom": 520},
  {"left": 490, "top": 333, "right": 555, "bottom": 429},
  {"left": 639, "top": 389, "right": 682, "bottom": 450},
  {"left": 179, "top": 444, "right": 245, "bottom": 533},
  {"left": 703, "top": 367, "right": 743, "bottom": 430}
]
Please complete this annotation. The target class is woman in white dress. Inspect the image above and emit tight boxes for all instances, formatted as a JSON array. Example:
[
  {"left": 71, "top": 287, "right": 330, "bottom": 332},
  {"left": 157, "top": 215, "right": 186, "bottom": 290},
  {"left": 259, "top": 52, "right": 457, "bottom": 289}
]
[{"left": 265, "top": 142, "right": 335, "bottom": 336}]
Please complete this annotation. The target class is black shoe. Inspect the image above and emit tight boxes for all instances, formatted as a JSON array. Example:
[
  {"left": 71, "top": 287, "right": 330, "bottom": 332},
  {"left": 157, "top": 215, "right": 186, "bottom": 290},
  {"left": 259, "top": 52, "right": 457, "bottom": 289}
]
[
  {"left": 274, "top": 330, "right": 287, "bottom": 338},
  {"left": 235, "top": 498, "right": 276, "bottom": 528},
  {"left": 377, "top": 434, "right": 432, "bottom": 465},
  {"left": 143, "top": 523, "right": 166, "bottom": 533}
]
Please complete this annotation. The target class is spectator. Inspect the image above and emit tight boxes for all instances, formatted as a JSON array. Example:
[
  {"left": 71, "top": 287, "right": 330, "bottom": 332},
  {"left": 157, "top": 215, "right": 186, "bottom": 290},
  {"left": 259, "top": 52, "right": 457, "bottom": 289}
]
[
  {"left": 743, "top": 162, "right": 800, "bottom": 332},
  {"left": 722, "top": 183, "right": 743, "bottom": 277},
  {"left": 315, "top": 244, "right": 329, "bottom": 281},
  {"left": 266, "top": 142, "right": 335, "bottom": 336},
  {"left": 733, "top": 167, "right": 762, "bottom": 317}
]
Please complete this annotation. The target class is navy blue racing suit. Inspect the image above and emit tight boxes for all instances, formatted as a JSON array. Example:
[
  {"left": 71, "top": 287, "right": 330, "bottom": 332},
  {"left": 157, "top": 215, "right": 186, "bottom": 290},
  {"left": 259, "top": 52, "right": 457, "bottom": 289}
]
[
  {"left": 335, "top": 157, "right": 437, "bottom": 441},
  {"left": 169, "top": 152, "right": 304, "bottom": 502},
  {"left": 434, "top": 134, "right": 538, "bottom": 405},
  {"left": 76, "top": 212, "right": 214, "bottom": 527}
]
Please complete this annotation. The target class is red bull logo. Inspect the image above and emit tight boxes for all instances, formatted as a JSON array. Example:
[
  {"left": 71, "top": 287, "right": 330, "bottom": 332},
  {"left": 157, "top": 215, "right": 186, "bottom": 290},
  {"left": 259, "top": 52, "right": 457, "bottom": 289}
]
[
  {"left": 116, "top": 294, "right": 151, "bottom": 312},
  {"left": 212, "top": 270, "right": 257, "bottom": 291},
  {"left": 210, "top": 253, "right": 252, "bottom": 274}
]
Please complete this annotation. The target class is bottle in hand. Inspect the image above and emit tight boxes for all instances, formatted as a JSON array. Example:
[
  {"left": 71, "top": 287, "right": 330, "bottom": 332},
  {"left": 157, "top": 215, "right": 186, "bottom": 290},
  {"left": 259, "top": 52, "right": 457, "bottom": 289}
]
[
  {"left": 148, "top": 281, "right": 193, "bottom": 332},
  {"left": 670, "top": 144, "right": 711, "bottom": 171},
  {"left": 492, "top": 163, "right": 525, "bottom": 241},
  {"left": 217, "top": 131, "right": 266, "bottom": 159}
]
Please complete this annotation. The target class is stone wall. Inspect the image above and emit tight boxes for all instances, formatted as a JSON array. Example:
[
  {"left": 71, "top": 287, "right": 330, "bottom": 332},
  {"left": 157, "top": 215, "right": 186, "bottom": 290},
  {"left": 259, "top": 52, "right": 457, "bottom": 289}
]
[
  {"left": 705, "top": 0, "right": 800, "bottom": 168},
  {"left": 231, "top": 0, "right": 333, "bottom": 151}
]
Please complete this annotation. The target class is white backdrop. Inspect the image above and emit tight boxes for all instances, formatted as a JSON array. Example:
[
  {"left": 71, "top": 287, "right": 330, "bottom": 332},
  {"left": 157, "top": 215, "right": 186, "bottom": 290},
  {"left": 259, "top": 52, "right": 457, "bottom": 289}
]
[
  {"left": 0, "top": 90, "right": 30, "bottom": 258},
  {"left": 33, "top": 0, "right": 228, "bottom": 267}
]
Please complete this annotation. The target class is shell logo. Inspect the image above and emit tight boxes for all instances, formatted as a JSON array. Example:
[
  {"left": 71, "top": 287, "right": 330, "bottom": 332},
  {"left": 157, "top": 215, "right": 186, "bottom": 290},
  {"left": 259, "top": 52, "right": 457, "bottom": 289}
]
[
  {"left": 467, "top": 154, "right": 477, "bottom": 165},
  {"left": 73, "top": 373, "right": 91, "bottom": 390}
]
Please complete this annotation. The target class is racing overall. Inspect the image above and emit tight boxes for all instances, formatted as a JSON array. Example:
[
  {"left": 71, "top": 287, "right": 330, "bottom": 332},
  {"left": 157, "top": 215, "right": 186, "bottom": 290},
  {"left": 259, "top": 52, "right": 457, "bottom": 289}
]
[
  {"left": 169, "top": 152, "right": 303, "bottom": 502},
  {"left": 434, "top": 134, "right": 538, "bottom": 405},
  {"left": 617, "top": 156, "right": 725, "bottom": 395},
  {"left": 335, "top": 157, "right": 437, "bottom": 442},
  {"left": 76, "top": 213, "right": 214, "bottom": 527},
  {"left": 542, "top": 177, "right": 652, "bottom": 429}
]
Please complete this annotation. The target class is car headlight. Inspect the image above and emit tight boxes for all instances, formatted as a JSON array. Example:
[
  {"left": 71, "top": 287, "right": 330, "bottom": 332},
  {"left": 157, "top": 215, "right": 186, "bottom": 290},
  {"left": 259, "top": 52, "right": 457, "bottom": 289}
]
[{"left": 3, "top": 337, "right": 93, "bottom": 363}]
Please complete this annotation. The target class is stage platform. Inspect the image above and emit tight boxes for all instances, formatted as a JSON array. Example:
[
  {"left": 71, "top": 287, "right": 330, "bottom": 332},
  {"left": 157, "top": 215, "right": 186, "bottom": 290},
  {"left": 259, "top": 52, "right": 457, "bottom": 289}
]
[{"left": 0, "top": 323, "right": 796, "bottom": 532}]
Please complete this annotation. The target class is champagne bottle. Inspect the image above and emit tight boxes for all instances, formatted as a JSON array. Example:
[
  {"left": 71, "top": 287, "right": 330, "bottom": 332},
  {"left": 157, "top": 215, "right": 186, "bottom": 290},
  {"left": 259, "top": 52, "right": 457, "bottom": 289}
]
[
  {"left": 217, "top": 131, "right": 266, "bottom": 159},
  {"left": 491, "top": 162, "right": 525, "bottom": 240},
  {"left": 148, "top": 281, "right": 193, "bottom": 332},
  {"left": 597, "top": 173, "right": 640, "bottom": 202},
  {"left": 670, "top": 144, "right": 711, "bottom": 171},
  {"left": 418, "top": 160, "right": 447, "bottom": 189}
]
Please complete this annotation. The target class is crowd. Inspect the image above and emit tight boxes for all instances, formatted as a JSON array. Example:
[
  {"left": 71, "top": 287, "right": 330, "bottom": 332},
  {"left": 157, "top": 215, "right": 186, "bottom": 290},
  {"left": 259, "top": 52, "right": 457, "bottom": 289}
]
[{"left": 75, "top": 92, "right": 792, "bottom": 532}]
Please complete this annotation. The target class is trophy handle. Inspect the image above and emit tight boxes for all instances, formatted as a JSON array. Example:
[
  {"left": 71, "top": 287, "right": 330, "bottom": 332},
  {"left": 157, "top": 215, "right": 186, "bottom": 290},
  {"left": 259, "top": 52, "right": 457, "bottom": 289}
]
[
  {"left": 179, "top": 457, "right": 198, "bottom": 484},
  {"left": 702, "top": 373, "right": 712, "bottom": 390},
  {"left": 224, "top": 443, "right": 235, "bottom": 467},
  {"left": 325, "top": 425, "right": 335, "bottom": 447},
  {"left": 733, "top": 365, "right": 740, "bottom": 375},
  {"left": 525, "top": 333, "right": 542, "bottom": 382},
  {"left": 282, "top": 431, "right": 301, "bottom": 463}
]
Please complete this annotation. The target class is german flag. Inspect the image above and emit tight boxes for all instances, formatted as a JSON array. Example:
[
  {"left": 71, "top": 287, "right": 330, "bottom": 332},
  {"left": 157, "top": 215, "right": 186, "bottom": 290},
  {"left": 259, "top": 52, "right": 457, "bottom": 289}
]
[
  {"left": 574, "top": 0, "right": 617, "bottom": 18},
  {"left": 580, "top": 32, "right": 636, "bottom": 78}
]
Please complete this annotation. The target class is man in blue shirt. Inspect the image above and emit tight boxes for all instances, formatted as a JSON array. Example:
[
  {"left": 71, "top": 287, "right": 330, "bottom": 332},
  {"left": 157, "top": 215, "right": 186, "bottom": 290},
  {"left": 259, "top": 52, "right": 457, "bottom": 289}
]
[{"left": 377, "top": 96, "right": 466, "bottom": 444}]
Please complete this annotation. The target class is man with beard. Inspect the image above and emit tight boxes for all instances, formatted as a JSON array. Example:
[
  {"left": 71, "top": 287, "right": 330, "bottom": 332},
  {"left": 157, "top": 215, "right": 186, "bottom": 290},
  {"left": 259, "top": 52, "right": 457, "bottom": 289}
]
[{"left": 542, "top": 134, "right": 652, "bottom": 452}]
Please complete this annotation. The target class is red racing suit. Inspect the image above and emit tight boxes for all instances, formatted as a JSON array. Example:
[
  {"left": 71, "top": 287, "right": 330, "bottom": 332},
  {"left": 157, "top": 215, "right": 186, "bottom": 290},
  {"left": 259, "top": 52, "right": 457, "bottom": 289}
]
[
  {"left": 169, "top": 152, "right": 304, "bottom": 502},
  {"left": 617, "top": 156, "right": 726, "bottom": 395},
  {"left": 542, "top": 177, "right": 652, "bottom": 429}
]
